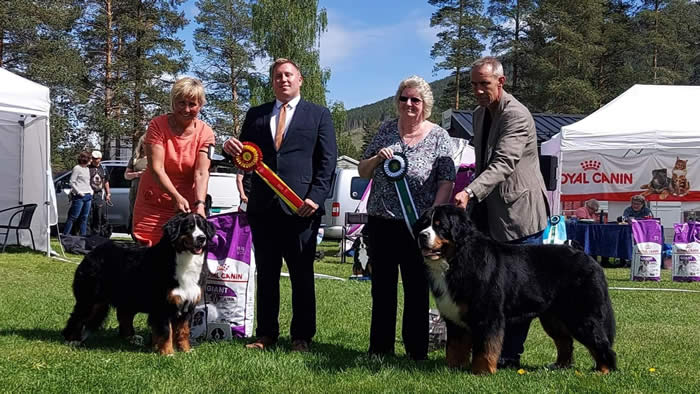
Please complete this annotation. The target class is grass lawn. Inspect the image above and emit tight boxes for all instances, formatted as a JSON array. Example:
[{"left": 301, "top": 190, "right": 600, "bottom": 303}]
[{"left": 1, "top": 240, "right": 699, "bottom": 393}]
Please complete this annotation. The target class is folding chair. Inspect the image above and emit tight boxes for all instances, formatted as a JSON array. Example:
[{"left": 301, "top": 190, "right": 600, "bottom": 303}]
[
  {"left": 341, "top": 212, "right": 368, "bottom": 264},
  {"left": 0, "top": 204, "right": 37, "bottom": 252}
]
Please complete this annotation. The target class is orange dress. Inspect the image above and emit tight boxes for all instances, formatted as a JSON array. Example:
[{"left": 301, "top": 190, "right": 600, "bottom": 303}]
[{"left": 132, "top": 114, "right": 215, "bottom": 246}]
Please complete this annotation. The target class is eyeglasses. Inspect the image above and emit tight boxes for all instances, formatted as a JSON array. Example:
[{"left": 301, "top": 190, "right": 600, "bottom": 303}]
[{"left": 399, "top": 96, "right": 422, "bottom": 104}]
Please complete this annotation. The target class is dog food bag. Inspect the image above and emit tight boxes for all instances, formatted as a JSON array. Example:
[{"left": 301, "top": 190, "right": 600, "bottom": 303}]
[
  {"left": 630, "top": 219, "right": 662, "bottom": 281},
  {"left": 190, "top": 212, "right": 256, "bottom": 343},
  {"left": 672, "top": 222, "right": 700, "bottom": 282}
]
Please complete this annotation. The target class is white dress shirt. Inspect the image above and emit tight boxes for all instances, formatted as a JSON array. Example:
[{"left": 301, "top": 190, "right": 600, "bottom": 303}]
[{"left": 269, "top": 95, "right": 301, "bottom": 145}]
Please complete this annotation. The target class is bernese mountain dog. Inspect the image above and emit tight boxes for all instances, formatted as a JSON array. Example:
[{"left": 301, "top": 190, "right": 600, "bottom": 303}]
[
  {"left": 415, "top": 205, "right": 617, "bottom": 374},
  {"left": 62, "top": 212, "right": 215, "bottom": 355}
]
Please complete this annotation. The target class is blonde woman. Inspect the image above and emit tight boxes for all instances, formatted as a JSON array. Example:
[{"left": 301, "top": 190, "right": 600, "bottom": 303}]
[
  {"left": 358, "top": 75, "right": 455, "bottom": 360},
  {"left": 131, "top": 77, "right": 214, "bottom": 246}
]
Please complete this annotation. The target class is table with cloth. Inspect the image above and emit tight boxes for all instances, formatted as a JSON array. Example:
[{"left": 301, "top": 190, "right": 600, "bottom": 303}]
[{"left": 565, "top": 222, "right": 634, "bottom": 260}]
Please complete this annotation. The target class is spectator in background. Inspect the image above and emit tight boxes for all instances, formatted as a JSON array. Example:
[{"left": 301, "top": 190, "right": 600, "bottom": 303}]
[
  {"left": 358, "top": 75, "right": 455, "bottom": 361},
  {"left": 63, "top": 152, "right": 93, "bottom": 236},
  {"left": 125, "top": 134, "right": 148, "bottom": 235},
  {"left": 623, "top": 194, "right": 653, "bottom": 220},
  {"left": 88, "top": 150, "right": 111, "bottom": 237},
  {"left": 236, "top": 169, "right": 252, "bottom": 211},
  {"left": 131, "top": 77, "right": 214, "bottom": 246},
  {"left": 574, "top": 199, "right": 600, "bottom": 220}
]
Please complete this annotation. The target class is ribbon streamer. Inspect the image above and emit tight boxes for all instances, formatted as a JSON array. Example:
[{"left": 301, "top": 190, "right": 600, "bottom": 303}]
[
  {"left": 234, "top": 142, "right": 304, "bottom": 212},
  {"left": 383, "top": 153, "right": 418, "bottom": 236}
]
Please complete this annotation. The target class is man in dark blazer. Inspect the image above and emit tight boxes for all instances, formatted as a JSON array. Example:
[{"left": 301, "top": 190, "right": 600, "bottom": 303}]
[
  {"left": 223, "top": 58, "right": 337, "bottom": 352},
  {"left": 454, "top": 57, "right": 549, "bottom": 369}
]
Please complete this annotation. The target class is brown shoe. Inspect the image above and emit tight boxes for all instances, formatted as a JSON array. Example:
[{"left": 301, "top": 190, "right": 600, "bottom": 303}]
[
  {"left": 291, "top": 339, "right": 310, "bottom": 352},
  {"left": 245, "top": 336, "right": 277, "bottom": 350}
]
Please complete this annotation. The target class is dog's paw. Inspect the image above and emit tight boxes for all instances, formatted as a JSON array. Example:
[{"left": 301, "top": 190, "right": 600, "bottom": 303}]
[
  {"left": 65, "top": 340, "right": 83, "bottom": 347},
  {"left": 127, "top": 335, "right": 144, "bottom": 346}
]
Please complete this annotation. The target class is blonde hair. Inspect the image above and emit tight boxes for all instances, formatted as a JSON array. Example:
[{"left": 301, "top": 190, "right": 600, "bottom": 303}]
[
  {"left": 270, "top": 58, "right": 302, "bottom": 78},
  {"left": 631, "top": 195, "right": 646, "bottom": 205},
  {"left": 132, "top": 134, "right": 147, "bottom": 164},
  {"left": 394, "top": 75, "right": 434, "bottom": 119},
  {"left": 170, "top": 77, "right": 206, "bottom": 112}
]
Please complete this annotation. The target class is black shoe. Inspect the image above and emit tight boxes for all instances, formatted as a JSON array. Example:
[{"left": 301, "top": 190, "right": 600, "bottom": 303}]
[{"left": 497, "top": 357, "right": 521, "bottom": 369}]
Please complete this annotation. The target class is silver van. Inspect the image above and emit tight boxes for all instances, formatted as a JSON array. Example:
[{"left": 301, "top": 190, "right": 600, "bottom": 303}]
[
  {"left": 54, "top": 161, "right": 241, "bottom": 232},
  {"left": 321, "top": 167, "right": 371, "bottom": 239}
]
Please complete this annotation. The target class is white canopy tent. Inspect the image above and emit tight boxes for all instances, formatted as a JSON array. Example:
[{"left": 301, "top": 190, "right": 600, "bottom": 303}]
[
  {"left": 0, "top": 68, "right": 57, "bottom": 256},
  {"left": 556, "top": 84, "right": 700, "bottom": 228}
]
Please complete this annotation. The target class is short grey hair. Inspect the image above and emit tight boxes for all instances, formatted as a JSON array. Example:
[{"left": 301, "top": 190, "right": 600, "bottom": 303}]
[
  {"left": 471, "top": 57, "right": 504, "bottom": 78},
  {"left": 585, "top": 199, "right": 600, "bottom": 211},
  {"left": 394, "top": 75, "right": 434, "bottom": 120},
  {"left": 170, "top": 77, "right": 206, "bottom": 112}
]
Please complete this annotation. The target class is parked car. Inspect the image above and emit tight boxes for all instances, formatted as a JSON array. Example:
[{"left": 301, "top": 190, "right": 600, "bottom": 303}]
[
  {"left": 54, "top": 160, "right": 240, "bottom": 232},
  {"left": 321, "top": 167, "right": 371, "bottom": 239}
]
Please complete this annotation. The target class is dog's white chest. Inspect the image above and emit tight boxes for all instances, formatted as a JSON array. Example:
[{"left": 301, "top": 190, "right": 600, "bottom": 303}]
[
  {"left": 172, "top": 252, "right": 204, "bottom": 303},
  {"left": 428, "top": 259, "right": 467, "bottom": 327}
]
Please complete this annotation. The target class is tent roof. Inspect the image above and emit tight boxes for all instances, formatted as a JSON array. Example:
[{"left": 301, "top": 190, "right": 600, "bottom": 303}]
[
  {"left": 560, "top": 84, "right": 700, "bottom": 151},
  {"left": 446, "top": 109, "right": 583, "bottom": 144},
  {"left": 0, "top": 68, "right": 50, "bottom": 117}
]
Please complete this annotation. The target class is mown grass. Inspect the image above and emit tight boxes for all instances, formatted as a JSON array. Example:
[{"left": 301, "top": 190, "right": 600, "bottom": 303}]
[{"left": 0, "top": 240, "right": 699, "bottom": 393}]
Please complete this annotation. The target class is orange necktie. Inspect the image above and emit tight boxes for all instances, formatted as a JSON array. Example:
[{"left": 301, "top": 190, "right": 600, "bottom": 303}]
[{"left": 274, "top": 103, "right": 287, "bottom": 151}]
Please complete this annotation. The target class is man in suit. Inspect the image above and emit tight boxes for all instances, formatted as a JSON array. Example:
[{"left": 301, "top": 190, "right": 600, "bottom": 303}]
[
  {"left": 223, "top": 58, "right": 337, "bottom": 352},
  {"left": 454, "top": 57, "right": 549, "bottom": 368}
]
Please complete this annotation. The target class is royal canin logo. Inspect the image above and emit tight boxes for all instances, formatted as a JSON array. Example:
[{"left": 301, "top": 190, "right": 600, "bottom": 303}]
[
  {"left": 580, "top": 160, "right": 601, "bottom": 171},
  {"left": 562, "top": 160, "right": 633, "bottom": 185}
]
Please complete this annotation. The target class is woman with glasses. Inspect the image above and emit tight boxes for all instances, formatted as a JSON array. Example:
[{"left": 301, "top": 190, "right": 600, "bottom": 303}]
[
  {"left": 358, "top": 75, "right": 455, "bottom": 361},
  {"left": 131, "top": 77, "right": 214, "bottom": 246},
  {"left": 63, "top": 151, "right": 94, "bottom": 236}
]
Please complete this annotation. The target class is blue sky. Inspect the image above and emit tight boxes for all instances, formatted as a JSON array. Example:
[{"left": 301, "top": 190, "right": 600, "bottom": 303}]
[{"left": 179, "top": 0, "right": 450, "bottom": 109}]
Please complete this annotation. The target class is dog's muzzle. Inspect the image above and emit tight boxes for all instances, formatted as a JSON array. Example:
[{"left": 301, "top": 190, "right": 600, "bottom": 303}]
[{"left": 418, "top": 227, "right": 442, "bottom": 260}]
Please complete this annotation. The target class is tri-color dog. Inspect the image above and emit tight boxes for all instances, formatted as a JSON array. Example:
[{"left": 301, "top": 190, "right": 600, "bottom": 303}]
[
  {"left": 62, "top": 212, "right": 215, "bottom": 354},
  {"left": 415, "top": 205, "right": 617, "bottom": 374}
]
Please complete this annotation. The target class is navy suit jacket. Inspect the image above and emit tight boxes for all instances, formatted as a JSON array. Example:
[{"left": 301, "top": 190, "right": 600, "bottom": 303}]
[{"left": 239, "top": 99, "right": 337, "bottom": 216}]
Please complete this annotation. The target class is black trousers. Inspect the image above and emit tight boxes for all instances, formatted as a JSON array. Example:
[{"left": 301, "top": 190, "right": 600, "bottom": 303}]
[
  {"left": 247, "top": 204, "right": 321, "bottom": 342},
  {"left": 89, "top": 193, "right": 108, "bottom": 236},
  {"left": 366, "top": 216, "right": 428, "bottom": 359}
]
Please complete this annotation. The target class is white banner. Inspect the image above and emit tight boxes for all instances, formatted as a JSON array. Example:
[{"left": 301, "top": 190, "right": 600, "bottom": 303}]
[{"left": 561, "top": 149, "right": 699, "bottom": 201}]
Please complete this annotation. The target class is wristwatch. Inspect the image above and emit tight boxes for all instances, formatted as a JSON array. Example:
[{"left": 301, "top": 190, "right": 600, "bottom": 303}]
[
  {"left": 465, "top": 188, "right": 475, "bottom": 198},
  {"left": 193, "top": 200, "right": 205, "bottom": 207}
]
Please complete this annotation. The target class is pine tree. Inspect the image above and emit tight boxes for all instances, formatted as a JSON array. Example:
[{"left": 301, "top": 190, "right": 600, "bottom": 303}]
[
  {"left": 194, "top": 0, "right": 256, "bottom": 139},
  {"left": 523, "top": 0, "right": 605, "bottom": 113},
  {"left": 251, "top": 0, "right": 329, "bottom": 106},
  {"left": 0, "top": 0, "right": 88, "bottom": 170},
  {"left": 330, "top": 101, "right": 358, "bottom": 159},
  {"left": 487, "top": 0, "right": 536, "bottom": 96},
  {"left": 429, "top": 0, "right": 490, "bottom": 110}
]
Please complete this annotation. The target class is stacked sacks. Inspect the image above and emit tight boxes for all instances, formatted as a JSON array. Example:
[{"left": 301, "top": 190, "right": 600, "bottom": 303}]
[
  {"left": 630, "top": 219, "right": 663, "bottom": 281},
  {"left": 672, "top": 222, "right": 700, "bottom": 282}
]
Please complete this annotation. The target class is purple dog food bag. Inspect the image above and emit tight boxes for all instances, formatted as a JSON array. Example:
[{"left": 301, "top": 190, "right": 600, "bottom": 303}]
[
  {"left": 630, "top": 219, "right": 662, "bottom": 281},
  {"left": 190, "top": 212, "right": 256, "bottom": 343},
  {"left": 672, "top": 222, "right": 700, "bottom": 282}
]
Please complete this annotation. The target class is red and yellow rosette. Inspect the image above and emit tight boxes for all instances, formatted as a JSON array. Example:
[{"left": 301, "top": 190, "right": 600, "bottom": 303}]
[{"left": 235, "top": 142, "right": 304, "bottom": 213}]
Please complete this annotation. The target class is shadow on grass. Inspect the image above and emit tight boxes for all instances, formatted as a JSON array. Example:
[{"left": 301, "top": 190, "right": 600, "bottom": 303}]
[
  {"left": 0, "top": 327, "right": 154, "bottom": 353},
  {"left": 0, "top": 245, "right": 48, "bottom": 255}
]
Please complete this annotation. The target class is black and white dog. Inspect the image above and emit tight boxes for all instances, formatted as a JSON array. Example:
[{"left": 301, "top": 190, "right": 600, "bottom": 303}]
[
  {"left": 415, "top": 205, "right": 617, "bottom": 374},
  {"left": 62, "top": 212, "right": 216, "bottom": 355}
]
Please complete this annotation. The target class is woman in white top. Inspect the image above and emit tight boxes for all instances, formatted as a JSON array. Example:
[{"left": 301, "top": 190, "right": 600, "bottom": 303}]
[{"left": 63, "top": 151, "right": 94, "bottom": 236}]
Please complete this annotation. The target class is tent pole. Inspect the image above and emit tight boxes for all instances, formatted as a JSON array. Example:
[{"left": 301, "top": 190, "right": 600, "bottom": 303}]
[{"left": 45, "top": 117, "right": 51, "bottom": 258}]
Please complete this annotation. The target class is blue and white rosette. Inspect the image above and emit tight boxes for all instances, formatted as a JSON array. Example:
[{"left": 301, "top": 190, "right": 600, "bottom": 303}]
[{"left": 383, "top": 153, "right": 419, "bottom": 236}]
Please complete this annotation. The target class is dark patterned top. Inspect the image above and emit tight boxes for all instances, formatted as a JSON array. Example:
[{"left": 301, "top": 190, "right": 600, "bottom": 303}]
[{"left": 363, "top": 119, "right": 455, "bottom": 220}]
